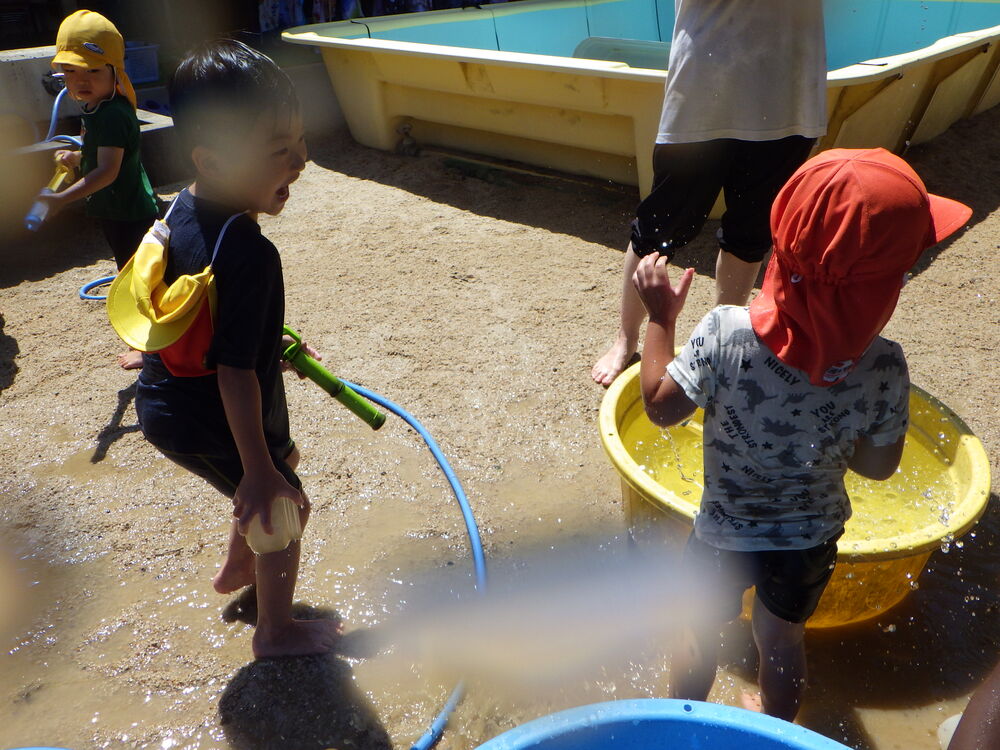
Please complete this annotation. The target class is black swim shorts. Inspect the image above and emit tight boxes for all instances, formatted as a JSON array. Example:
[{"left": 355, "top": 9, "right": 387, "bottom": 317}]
[
  {"left": 682, "top": 530, "right": 841, "bottom": 625},
  {"left": 630, "top": 136, "right": 816, "bottom": 264},
  {"left": 158, "top": 439, "right": 301, "bottom": 499}
]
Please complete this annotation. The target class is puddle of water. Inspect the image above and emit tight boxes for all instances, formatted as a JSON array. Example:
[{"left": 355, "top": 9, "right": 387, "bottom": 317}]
[
  {"left": 27, "top": 447, "right": 125, "bottom": 482},
  {"left": 1, "top": 530, "right": 171, "bottom": 746},
  {"left": 1, "top": 446, "right": 995, "bottom": 750},
  {"left": 342, "top": 459, "right": 999, "bottom": 750},
  {"left": 0, "top": 518, "right": 252, "bottom": 749}
]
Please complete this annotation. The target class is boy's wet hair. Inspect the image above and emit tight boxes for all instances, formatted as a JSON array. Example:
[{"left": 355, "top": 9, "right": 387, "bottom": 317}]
[{"left": 169, "top": 39, "right": 299, "bottom": 158}]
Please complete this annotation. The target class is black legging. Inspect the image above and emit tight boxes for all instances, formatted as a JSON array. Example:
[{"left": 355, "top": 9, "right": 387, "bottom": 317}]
[{"left": 101, "top": 216, "right": 155, "bottom": 271}]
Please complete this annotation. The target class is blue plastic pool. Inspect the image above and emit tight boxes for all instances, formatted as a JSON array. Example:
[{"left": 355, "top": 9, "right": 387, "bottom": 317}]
[
  {"left": 286, "top": 0, "right": 1000, "bottom": 195},
  {"left": 476, "top": 699, "right": 852, "bottom": 750},
  {"left": 312, "top": 0, "right": 1000, "bottom": 72}
]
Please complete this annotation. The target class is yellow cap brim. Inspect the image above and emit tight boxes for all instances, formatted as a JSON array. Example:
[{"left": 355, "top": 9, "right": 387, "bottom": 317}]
[
  {"left": 52, "top": 49, "right": 105, "bottom": 69},
  {"left": 107, "top": 259, "right": 204, "bottom": 352},
  {"left": 51, "top": 52, "right": 136, "bottom": 108}
]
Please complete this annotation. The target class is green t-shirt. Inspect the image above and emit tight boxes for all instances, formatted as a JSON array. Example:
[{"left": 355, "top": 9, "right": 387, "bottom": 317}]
[{"left": 80, "top": 94, "right": 158, "bottom": 222}]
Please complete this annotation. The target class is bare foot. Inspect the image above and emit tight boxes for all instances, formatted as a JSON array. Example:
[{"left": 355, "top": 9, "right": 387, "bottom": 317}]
[
  {"left": 740, "top": 692, "right": 763, "bottom": 712},
  {"left": 117, "top": 350, "right": 143, "bottom": 370},
  {"left": 591, "top": 337, "right": 637, "bottom": 386},
  {"left": 253, "top": 618, "right": 343, "bottom": 659},
  {"left": 213, "top": 559, "right": 256, "bottom": 594}
]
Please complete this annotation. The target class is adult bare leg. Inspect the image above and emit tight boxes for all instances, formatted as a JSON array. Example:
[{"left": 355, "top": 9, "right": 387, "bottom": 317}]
[
  {"left": 715, "top": 249, "right": 765, "bottom": 306},
  {"left": 948, "top": 660, "right": 1000, "bottom": 750},
  {"left": 592, "top": 244, "right": 646, "bottom": 386}
]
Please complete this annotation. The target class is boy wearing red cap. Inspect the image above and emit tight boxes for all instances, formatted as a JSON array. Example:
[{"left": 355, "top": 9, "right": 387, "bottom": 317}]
[
  {"left": 34, "top": 10, "right": 159, "bottom": 368},
  {"left": 633, "top": 148, "right": 971, "bottom": 720}
]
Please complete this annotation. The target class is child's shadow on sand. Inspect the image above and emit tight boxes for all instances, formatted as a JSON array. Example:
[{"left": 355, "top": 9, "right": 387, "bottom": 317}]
[
  {"left": 0, "top": 313, "right": 18, "bottom": 394},
  {"left": 90, "top": 382, "right": 140, "bottom": 463},
  {"left": 218, "top": 593, "right": 392, "bottom": 750}
]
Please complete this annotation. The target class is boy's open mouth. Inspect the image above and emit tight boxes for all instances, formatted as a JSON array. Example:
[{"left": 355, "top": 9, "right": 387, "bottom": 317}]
[{"left": 276, "top": 175, "right": 298, "bottom": 201}]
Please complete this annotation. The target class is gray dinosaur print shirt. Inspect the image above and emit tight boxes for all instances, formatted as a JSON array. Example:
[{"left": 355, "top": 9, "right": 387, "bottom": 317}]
[{"left": 667, "top": 306, "right": 909, "bottom": 552}]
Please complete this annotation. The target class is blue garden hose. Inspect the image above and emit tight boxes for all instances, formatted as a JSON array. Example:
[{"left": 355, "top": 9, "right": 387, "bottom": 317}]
[
  {"left": 414, "top": 683, "right": 466, "bottom": 750},
  {"left": 340, "top": 378, "right": 487, "bottom": 750},
  {"left": 46, "top": 86, "right": 83, "bottom": 148},
  {"left": 79, "top": 275, "right": 115, "bottom": 301},
  {"left": 27, "top": 86, "right": 84, "bottom": 233}
]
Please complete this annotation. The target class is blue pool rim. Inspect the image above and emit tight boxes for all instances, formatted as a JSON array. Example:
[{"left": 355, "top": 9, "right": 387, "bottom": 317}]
[{"left": 475, "top": 699, "right": 851, "bottom": 749}]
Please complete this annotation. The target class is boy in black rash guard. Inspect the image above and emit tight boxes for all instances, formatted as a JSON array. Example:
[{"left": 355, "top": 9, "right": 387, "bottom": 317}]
[{"left": 135, "top": 40, "right": 339, "bottom": 658}]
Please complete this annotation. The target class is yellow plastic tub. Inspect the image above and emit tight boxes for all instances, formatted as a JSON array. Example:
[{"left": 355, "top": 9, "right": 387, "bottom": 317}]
[
  {"left": 283, "top": 0, "right": 1000, "bottom": 198},
  {"left": 599, "top": 363, "right": 992, "bottom": 629}
]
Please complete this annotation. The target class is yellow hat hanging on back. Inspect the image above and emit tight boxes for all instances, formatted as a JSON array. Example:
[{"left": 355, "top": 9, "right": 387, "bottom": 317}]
[
  {"left": 51, "top": 10, "right": 137, "bottom": 109},
  {"left": 107, "top": 218, "right": 214, "bottom": 353}
]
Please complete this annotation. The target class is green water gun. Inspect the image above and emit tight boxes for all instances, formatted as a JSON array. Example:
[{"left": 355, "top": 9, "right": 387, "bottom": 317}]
[{"left": 282, "top": 325, "right": 386, "bottom": 430}]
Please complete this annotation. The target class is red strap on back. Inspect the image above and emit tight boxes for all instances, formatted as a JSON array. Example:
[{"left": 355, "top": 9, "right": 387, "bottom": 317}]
[{"left": 159, "top": 298, "right": 215, "bottom": 377}]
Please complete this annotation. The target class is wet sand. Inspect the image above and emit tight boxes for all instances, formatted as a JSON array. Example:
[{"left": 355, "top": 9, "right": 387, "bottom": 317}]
[{"left": 0, "top": 105, "right": 997, "bottom": 750}]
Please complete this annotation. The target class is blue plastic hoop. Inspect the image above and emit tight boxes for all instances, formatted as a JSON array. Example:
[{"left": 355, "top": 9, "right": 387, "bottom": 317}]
[{"left": 79, "top": 275, "right": 115, "bottom": 301}]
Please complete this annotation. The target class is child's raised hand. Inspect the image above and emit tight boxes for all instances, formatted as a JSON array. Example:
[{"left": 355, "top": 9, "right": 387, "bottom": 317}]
[
  {"left": 233, "top": 465, "right": 308, "bottom": 536},
  {"left": 632, "top": 253, "right": 695, "bottom": 324}
]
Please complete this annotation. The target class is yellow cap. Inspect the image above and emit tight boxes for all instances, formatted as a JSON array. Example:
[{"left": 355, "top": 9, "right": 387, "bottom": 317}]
[
  {"left": 52, "top": 10, "right": 137, "bottom": 108},
  {"left": 107, "top": 221, "right": 214, "bottom": 352}
]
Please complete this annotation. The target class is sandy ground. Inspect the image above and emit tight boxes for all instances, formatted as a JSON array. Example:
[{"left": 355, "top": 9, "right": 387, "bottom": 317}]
[{"left": 0, "top": 105, "right": 998, "bottom": 750}]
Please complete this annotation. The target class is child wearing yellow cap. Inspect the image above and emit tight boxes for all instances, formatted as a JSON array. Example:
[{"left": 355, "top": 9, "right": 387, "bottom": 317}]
[{"left": 34, "top": 10, "right": 159, "bottom": 368}]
